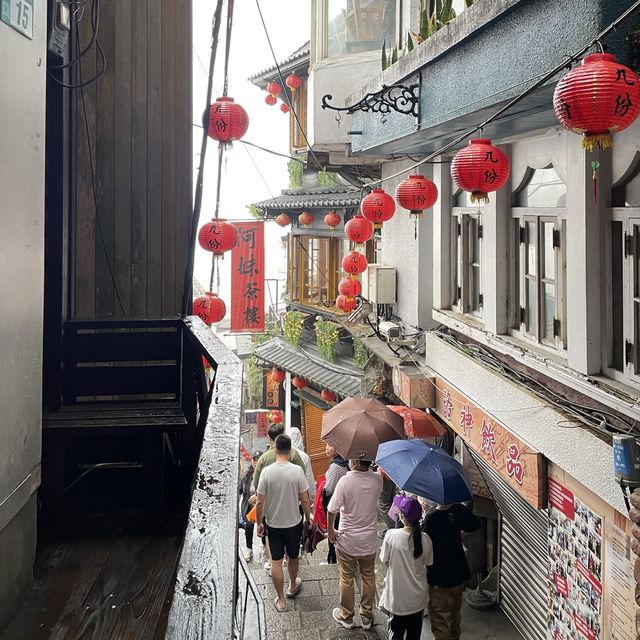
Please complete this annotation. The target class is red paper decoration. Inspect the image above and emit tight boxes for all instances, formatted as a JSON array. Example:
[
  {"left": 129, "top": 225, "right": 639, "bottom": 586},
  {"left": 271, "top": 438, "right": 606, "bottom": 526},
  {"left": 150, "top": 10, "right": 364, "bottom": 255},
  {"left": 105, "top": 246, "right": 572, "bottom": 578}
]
[
  {"left": 270, "top": 368, "right": 286, "bottom": 384},
  {"left": 553, "top": 53, "right": 640, "bottom": 151},
  {"left": 321, "top": 389, "right": 336, "bottom": 404},
  {"left": 291, "top": 376, "right": 308, "bottom": 390},
  {"left": 361, "top": 189, "right": 396, "bottom": 228},
  {"left": 338, "top": 277, "right": 362, "bottom": 297},
  {"left": 345, "top": 214, "right": 373, "bottom": 243},
  {"left": 298, "top": 211, "right": 314, "bottom": 227},
  {"left": 451, "top": 138, "right": 510, "bottom": 205},
  {"left": 396, "top": 175, "right": 438, "bottom": 219},
  {"left": 275, "top": 213, "right": 292, "bottom": 227},
  {"left": 208, "top": 97, "right": 249, "bottom": 146},
  {"left": 280, "top": 103, "right": 290, "bottom": 113},
  {"left": 270, "top": 410, "right": 283, "bottom": 424},
  {"left": 266, "top": 82, "right": 282, "bottom": 97},
  {"left": 197, "top": 219, "right": 238, "bottom": 255},
  {"left": 286, "top": 73, "right": 301, "bottom": 91},
  {"left": 193, "top": 292, "right": 226, "bottom": 325},
  {"left": 324, "top": 211, "right": 342, "bottom": 230},
  {"left": 336, "top": 295, "right": 357, "bottom": 312},
  {"left": 342, "top": 251, "right": 368, "bottom": 275},
  {"left": 265, "top": 94, "right": 277, "bottom": 106}
]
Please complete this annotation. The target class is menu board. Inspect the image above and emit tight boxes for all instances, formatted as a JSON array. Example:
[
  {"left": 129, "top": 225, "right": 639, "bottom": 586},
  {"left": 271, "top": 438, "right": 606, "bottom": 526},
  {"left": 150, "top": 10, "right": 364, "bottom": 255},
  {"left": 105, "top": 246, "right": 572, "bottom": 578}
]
[{"left": 548, "top": 478, "right": 603, "bottom": 640}]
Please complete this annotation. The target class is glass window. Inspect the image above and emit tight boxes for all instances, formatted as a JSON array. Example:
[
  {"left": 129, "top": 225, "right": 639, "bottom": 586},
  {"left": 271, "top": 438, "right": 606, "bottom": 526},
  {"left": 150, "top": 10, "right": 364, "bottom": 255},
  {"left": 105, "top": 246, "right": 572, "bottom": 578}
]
[
  {"left": 452, "top": 213, "right": 482, "bottom": 317},
  {"left": 611, "top": 221, "right": 624, "bottom": 371},
  {"left": 291, "top": 236, "right": 341, "bottom": 307},
  {"left": 515, "top": 166, "right": 566, "bottom": 207}
]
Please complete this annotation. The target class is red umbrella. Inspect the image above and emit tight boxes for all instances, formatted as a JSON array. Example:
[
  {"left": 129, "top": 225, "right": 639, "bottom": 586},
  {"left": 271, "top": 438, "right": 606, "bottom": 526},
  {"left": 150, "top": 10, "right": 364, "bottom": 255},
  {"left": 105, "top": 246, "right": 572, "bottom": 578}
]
[{"left": 387, "top": 405, "right": 446, "bottom": 442}]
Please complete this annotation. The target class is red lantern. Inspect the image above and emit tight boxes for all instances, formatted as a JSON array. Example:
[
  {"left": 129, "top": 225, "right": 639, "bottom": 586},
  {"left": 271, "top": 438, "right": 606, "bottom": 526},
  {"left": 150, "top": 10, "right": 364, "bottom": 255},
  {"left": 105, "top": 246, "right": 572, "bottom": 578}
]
[
  {"left": 208, "top": 96, "right": 249, "bottom": 146},
  {"left": 396, "top": 175, "right": 438, "bottom": 219},
  {"left": 270, "top": 368, "right": 286, "bottom": 384},
  {"left": 197, "top": 219, "right": 238, "bottom": 255},
  {"left": 324, "top": 210, "right": 342, "bottom": 230},
  {"left": 265, "top": 94, "right": 277, "bottom": 106},
  {"left": 266, "top": 82, "right": 282, "bottom": 97},
  {"left": 298, "top": 211, "right": 314, "bottom": 227},
  {"left": 336, "top": 295, "right": 357, "bottom": 312},
  {"left": 193, "top": 292, "right": 226, "bottom": 325},
  {"left": 280, "top": 103, "right": 290, "bottom": 113},
  {"left": 451, "top": 139, "right": 510, "bottom": 205},
  {"left": 361, "top": 189, "right": 396, "bottom": 228},
  {"left": 270, "top": 410, "right": 283, "bottom": 424},
  {"left": 286, "top": 73, "right": 302, "bottom": 91},
  {"left": 345, "top": 214, "right": 373, "bottom": 244},
  {"left": 291, "top": 376, "right": 307, "bottom": 390},
  {"left": 338, "top": 277, "right": 362, "bottom": 297},
  {"left": 553, "top": 53, "right": 640, "bottom": 151},
  {"left": 275, "top": 213, "right": 292, "bottom": 227},
  {"left": 321, "top": 389, "right": 336, "bottom": 404},
  {"left": 342, "top": 251, "right": 368, "bottom": 275}
]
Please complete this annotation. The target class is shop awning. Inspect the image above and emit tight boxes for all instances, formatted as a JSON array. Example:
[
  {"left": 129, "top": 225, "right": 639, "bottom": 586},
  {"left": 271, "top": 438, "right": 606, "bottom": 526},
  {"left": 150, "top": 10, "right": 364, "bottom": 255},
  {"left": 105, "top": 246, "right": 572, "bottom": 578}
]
[
  {"left": 251, "top": 186, "right": 360, "bottom": 216},
  {"left": 253, "top": 337, "right": 367, "bottom": 398}
]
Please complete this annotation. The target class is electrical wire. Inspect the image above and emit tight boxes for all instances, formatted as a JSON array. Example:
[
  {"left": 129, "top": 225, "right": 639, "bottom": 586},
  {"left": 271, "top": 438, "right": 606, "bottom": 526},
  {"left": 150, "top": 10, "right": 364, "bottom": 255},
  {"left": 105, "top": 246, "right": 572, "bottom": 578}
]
[{"left": 49, "top": 0, "right": 99, "bottom": 69}]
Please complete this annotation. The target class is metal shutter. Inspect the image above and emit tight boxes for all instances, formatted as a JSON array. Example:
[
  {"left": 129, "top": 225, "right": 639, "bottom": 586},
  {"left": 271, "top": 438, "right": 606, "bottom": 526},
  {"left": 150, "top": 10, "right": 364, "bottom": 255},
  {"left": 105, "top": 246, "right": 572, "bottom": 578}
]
[{"left": 469, "top": 448, "right": 548, "bottom": 640}]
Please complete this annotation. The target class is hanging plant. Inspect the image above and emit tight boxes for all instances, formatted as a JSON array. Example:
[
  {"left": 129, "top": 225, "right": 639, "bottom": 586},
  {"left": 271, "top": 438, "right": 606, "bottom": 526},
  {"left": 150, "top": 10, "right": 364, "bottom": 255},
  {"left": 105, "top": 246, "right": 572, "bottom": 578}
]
[
  {"left": 354, "top": 339, "right": 372, "bottom": 368},
  {"left": 314, "top": 319, "right": 340, "bottom": 362},
  {"left": 283, "top": 310, "right": 305, "bottom": 347}
]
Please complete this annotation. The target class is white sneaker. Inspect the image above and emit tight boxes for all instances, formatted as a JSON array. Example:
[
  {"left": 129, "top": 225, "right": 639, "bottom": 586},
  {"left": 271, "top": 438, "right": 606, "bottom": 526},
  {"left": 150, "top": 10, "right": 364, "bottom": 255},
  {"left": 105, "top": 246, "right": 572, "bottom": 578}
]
[
  {"left": 263, "top": 561, "right": 272, "bottom": 577},
  {"left": 361, "top": 618, "right": 373, "bottom": 630},
  {"left": 243, "top": 549, "right": 253, "bottom": 562}
]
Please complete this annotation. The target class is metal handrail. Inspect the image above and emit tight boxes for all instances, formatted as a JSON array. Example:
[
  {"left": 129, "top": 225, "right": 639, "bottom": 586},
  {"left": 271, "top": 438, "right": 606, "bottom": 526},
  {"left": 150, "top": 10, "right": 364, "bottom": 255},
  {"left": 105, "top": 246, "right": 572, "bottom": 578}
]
[{"left": 235, "top": 554, "right": 267, "bottom": 640}]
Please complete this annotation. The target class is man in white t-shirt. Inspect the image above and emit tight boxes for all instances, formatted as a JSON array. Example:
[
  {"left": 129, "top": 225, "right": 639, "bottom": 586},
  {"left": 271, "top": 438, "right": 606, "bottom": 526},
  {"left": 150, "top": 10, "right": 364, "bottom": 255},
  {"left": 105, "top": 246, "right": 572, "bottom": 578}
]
[{"left": 256, "top": 434, "right": 311, "bottom": 612}]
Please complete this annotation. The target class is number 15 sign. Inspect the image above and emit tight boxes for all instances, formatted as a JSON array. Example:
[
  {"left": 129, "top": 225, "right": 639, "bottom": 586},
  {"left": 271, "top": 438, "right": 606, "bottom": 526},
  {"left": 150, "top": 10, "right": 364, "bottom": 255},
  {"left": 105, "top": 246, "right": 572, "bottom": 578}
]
[{"left": 1, "top": 0, "right": 33, "bottom": 40}]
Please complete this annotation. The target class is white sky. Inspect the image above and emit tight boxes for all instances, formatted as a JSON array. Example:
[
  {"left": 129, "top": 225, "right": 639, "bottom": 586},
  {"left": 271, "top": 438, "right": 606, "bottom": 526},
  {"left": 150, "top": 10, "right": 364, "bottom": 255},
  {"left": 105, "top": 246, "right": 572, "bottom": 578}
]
[{"left": 192, "top": 1, "right": 311, "bottom": 321}]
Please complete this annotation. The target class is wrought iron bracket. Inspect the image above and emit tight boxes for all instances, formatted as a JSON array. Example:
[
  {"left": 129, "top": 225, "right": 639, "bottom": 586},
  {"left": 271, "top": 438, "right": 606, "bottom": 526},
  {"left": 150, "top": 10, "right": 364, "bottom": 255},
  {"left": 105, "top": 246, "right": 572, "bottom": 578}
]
[{"left": 321, "top": 83, "right": 419, "bottom": 118}]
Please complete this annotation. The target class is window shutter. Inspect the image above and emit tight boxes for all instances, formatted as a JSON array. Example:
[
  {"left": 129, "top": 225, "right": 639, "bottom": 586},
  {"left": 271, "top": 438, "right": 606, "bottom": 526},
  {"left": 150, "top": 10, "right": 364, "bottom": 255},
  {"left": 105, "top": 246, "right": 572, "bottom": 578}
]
[{"left": 302, "top": 400, "right": 330, "bottom": 478}]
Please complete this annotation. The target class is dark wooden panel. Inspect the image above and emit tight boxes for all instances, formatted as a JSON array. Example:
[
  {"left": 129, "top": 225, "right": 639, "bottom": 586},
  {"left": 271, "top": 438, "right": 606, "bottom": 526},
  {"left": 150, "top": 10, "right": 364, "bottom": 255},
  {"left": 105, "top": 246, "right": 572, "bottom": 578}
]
[
  {"left": 66, "top": 318, "right": 181, "bottom": 330},
  {"left": 42, "top": 415, "right": 186, "bottom": 433},
  {"left": 45, "top": 400, "right": 181, "bottom": 413},
  {"left": 43, "top": 407, "right": 184, "bottom": 422}
]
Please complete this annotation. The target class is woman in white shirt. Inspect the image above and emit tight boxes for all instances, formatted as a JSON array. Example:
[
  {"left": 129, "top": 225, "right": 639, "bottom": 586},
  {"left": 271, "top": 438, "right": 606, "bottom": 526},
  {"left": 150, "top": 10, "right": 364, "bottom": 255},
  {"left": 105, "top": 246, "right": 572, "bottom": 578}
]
[{"left": 379, "top": 496, "right": 433, "bottom": 639}]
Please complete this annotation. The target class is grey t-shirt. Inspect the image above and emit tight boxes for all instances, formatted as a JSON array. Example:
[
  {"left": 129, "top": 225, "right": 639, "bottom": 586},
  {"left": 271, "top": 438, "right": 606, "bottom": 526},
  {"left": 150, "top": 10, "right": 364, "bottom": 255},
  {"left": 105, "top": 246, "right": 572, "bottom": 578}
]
[{"left": 257, "top": 461, "right": 309, "bottom": 529}]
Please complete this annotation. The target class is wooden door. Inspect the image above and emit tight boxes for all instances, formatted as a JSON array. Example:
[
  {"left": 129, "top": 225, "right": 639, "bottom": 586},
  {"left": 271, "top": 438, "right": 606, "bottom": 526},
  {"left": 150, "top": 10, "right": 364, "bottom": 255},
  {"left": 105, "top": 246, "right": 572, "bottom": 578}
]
[{"left": 302, "top": 401, "right": 330, "bottom": 479}]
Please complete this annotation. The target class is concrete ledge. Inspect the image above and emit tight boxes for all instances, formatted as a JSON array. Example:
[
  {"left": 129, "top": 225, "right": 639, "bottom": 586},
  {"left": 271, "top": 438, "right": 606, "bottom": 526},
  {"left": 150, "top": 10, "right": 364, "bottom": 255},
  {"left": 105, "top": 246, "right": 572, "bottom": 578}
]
[{"left": 0, "top": 466, "right": 41, "bottom": 534}]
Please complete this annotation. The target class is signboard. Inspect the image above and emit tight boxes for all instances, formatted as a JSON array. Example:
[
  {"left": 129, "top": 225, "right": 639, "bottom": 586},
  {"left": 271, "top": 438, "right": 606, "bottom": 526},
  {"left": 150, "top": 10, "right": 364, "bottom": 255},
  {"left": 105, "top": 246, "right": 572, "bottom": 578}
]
[
  {"left": 548, "top": 478, "right": 603, "bottom": 640},
  {"left": 434, "top": 377, "right": 545, "bottom": 507},
  {"left": 1, "top": 0, "right": 33, "bottom": 39},
  {"left": 262, "top": 370, "right": 284, "bottom": 409},
  {"left": 256, "top": 411, "right": 269, "bottom": 438},
  {"left": 231, "top": 221, "right": 265, "bottom": 332}
]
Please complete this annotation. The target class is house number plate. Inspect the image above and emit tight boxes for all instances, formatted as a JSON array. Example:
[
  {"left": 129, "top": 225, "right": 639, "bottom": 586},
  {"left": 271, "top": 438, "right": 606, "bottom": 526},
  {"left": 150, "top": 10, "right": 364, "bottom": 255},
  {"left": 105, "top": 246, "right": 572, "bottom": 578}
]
[{"left": 1, "top": 0, "right": 33, "bottom": 39}]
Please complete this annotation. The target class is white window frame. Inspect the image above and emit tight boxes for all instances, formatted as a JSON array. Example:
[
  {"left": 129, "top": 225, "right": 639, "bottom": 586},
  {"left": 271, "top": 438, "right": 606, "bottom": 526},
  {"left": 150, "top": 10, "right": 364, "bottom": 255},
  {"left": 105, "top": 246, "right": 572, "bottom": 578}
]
[{"left": 452, "top": 207, "right": 483, "bottom": 319}]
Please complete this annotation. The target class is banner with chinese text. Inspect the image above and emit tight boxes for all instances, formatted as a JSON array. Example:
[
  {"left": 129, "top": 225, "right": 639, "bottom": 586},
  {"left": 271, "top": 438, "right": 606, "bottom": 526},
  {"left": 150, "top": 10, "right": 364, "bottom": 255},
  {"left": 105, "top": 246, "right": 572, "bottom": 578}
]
[
  {"left": 262, "top": 370, "right": 284, "bottom": 410},
  {"left": 434, "top": 377, "right": 545, "bottom": 508},
  {"left": 231, "top": 221, "right": 265, "bottom": 332}
]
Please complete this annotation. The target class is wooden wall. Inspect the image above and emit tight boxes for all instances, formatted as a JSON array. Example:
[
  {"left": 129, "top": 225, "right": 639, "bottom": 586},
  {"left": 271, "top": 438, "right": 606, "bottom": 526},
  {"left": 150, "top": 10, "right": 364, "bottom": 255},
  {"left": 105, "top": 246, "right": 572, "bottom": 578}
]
[{"left": 71, "top": 0, "right": 192, "bottom": 319}]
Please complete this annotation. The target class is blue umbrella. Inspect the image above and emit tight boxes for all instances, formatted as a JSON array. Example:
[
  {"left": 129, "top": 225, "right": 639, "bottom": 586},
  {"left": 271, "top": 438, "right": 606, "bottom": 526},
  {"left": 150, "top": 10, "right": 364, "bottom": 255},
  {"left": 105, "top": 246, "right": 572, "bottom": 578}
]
[{"left": 376, "top": 439, "right": 472, "bottom": 504}]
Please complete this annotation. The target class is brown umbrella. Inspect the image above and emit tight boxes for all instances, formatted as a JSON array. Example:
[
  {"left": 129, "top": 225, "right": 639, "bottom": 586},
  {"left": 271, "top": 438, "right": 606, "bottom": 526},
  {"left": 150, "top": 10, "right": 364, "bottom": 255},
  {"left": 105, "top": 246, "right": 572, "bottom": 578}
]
[{"left": 321, "top": 397, "right": 405, "bottom": 460}]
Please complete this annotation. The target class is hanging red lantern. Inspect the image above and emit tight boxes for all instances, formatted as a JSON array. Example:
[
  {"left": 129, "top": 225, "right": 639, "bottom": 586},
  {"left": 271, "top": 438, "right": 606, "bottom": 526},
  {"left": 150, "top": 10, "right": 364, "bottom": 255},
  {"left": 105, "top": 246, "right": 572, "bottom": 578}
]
[
  {"left": 361, "top": 189, "right": 396, "bottom": 228},
  {"left": 275, "top": 213, "right": 292, "bottom": 227},
  {"left": 193, "top": 292, "right": 226, "bottom": 325},
  {"left": 270, "top": 410, "right": 283, "bottom": 424},
  {"left": 321, "top": 389, "right": 336, "bottom": 404},
  {"left": 451, "top": 139, "right": 510, "bottom": 205},
  {"left": 280, "top": 103, "right": 290, "bottom": 113},
  {"left": 208, "top": 96, "right": 249, "bottom": 146},
  {"left": 338, "top": 277, "right": 362, "bottom": 297},
  {"left": 266, "top": 82, "right": 282, "bottom": 97},
  {"left": 345, "top": 214, "right": 374, "bottom": 244},
  {"left": 270, "top": 368, "right": 286, "bottom": 384},
  {"left": 396, "top": 175, "right": 438, "bottom": 219},
  {"left": 202, "top": 355, "right": 211, "bottom": 369},
  {"left": 336, "top": 295, "right": 357, "bottom": 313},
  {"left": 342, "top": 251, "right": 368, "bottom": 275},
  {"left": 265, "top": 94, "right": 277, "bottom": 106},
  {"left": 324, "top": 210, "right": 342, "bottom": 230},
  {"left": 298, "top": 211, "right": 314, "bottom": 227},
  {"left": 553, "top": 53, "right": 640, "bottom": 151},
  {"left": 291, "top": 376, "right": 308, "bottom": 390},
  {"left": 197, "top": 219, "right": 238, "bottom": 255},
  {"left": 286, "top": 73, "right": 302, "bottom": 91}
]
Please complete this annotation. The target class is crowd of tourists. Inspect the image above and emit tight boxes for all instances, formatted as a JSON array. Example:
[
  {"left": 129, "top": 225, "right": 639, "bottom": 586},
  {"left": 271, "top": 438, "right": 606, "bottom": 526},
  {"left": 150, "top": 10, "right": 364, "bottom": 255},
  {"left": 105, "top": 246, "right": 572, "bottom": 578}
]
[{"left": 239, "top": 423, "right": 479, "bottom": 640}]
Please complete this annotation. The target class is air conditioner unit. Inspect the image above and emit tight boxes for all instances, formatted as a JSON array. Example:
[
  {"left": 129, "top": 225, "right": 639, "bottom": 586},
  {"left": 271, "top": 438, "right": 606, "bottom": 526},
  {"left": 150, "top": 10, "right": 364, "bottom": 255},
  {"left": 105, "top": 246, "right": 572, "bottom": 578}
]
[{"left": 362, "top": 264, "right": 396, "bottom": 305}]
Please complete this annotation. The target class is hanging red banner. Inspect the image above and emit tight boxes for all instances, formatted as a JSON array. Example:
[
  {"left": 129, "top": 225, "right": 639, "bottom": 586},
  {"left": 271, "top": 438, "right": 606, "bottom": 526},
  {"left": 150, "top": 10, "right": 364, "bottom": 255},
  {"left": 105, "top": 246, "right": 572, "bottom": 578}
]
[{"left": 231, "top": 221, "right": 265, "bottom": 332}]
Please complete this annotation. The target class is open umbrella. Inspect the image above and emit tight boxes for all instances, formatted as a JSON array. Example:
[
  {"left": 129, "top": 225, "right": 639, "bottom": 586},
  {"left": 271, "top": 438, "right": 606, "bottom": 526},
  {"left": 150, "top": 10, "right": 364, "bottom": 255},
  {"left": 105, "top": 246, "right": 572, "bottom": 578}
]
[
  {"left": 376, "top": 439, "right": 472, "bottom": 504},
  {"left": 321, "top": 397, "right": 405, "bottom": 460},
  {"left": 386, "top": 405, "right": 446, "bottom": 442}
]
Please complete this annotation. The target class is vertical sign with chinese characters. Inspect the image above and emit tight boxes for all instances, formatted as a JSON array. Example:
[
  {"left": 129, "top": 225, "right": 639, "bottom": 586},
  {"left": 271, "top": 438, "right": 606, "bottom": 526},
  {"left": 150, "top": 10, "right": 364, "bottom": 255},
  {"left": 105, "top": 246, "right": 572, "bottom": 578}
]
[
  {"left": 262, "top": 370, "right": 284, "bottom": 409},
  {"left": 231, "top": 222, "right": 265, "bottom": 332}
]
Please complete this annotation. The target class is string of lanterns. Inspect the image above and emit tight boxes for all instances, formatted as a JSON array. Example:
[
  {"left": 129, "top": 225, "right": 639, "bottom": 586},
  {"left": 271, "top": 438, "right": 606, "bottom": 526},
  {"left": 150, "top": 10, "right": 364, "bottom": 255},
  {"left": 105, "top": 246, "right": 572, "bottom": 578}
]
[{"left": 263, "top": 72, "right": 301, "bottom": 115}]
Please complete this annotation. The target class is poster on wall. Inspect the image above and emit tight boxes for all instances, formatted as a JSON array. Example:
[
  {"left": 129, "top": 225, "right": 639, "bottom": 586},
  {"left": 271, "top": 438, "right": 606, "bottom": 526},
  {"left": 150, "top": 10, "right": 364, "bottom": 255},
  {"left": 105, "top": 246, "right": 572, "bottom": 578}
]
[
  {"left": 548, "top": 478, "right": 603, "bottom": 640},
  {"left": 262, "top": 370, "right": 284, "bottom": 409}
]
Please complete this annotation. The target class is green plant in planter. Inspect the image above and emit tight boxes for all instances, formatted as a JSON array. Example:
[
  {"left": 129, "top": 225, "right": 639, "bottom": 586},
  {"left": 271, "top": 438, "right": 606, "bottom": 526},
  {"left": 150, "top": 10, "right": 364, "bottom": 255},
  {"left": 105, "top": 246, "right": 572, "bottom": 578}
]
[
  {"left": 284, "top": 310, "right": 305, "bottom": 347},
  {"left": 315, "top": 319, "right": 340, "bottom": 362},
  {"left": 354, "top": 339, "right": 372, "bottom": 368}
]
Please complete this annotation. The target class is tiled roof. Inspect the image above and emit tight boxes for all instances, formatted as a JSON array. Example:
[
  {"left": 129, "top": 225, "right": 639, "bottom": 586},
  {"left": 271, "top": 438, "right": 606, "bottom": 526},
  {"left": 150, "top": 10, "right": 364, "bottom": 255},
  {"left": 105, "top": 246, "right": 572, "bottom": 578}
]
[
  {"left": 248, "top": 42, "right": 310, "bottom": 86},
  {"left": 253, "top": 337, "right": 366, "bottom": 398},
  {"left": 252, "top": 186, "right": 361, "bottom": 214}
]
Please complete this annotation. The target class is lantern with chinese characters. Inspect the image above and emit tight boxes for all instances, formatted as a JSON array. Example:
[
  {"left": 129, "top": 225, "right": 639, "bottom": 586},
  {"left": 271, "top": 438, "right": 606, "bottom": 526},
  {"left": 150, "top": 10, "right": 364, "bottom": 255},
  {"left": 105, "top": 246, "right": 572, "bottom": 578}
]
[
  {"left": 321, "top": 389, "right": 336, "bottom": 404},
  {"left": 280, "top": 103, "right": 290, "bottom": 114},
  {"left": 265, "top": 94, "right": 277, "bottom": 106},
  {"left": 270, "top": 368, "right": 286, "bottom": 384},
  {"left": 298, "top": 211, "right": 314, "bottom": 227},
  {"left": 396, "top": 175, "right": 438, "bottom": 219},
  {"left": 338, "top": 277, "right": 362, "bottom": 297},
  {"left": 193, "top": 292, "right": 226, "bottom": 325},
  {"left": 553, "top": 53, "right": 640, "bottom": 151},
  {"left": 197, "top": 219, "right": 238, "bottom": 255},
  {"left": 324, "top": 210, "right": 341, "bottom": 230},
  {"left": 342, "top": 251, "right": 368, "bottom": 275},
  {"left": 291, "top": 375, "right": 307, "bottom": 390},
  {"left": 361, "top": 189, "right": 396, "bottom": 228},
  {"left": 269, "top": 410, "right": 283, "bottom": 424},
  {"left": 336, "top": 295, "right": 357, "bottom": 312},
  {"left": 451, "top": 139, "right": 510, "bottom": 205},
  {"left": 286, "top": 73, "right": 301, "bottom": 91},
  {"left": 345, "top": 214, "right": 373, "bottom": 244},
  {"left": 275, "top": 213, "right": 292, "bottom": 227},
  {"left": 266, "top": 82, "right": 282, "bottom": 97},
  {"left": 208, "top": 97, "right": 249, "bottom": 146}
]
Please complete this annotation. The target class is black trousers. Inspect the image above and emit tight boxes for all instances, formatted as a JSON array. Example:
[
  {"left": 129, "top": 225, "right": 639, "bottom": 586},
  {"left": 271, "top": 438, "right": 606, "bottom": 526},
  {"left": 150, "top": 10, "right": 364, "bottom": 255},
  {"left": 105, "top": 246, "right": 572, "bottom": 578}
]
[
  {"left": 387, "top": 610, "right": 423, "bottom": 640},
  {"left": 322, "top": 489, "right": 339, "bottom": 564}
]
